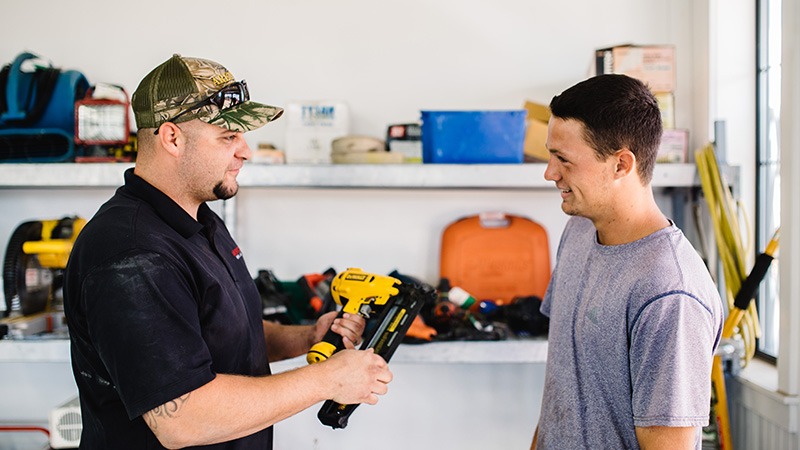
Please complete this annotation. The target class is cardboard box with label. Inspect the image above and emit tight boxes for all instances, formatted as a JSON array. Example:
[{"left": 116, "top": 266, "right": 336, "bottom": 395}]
[
  {"left": 596, "top": 44, "right": 676, "bottom": 93},
  {"left": 655, "top": 92, "right": 675, "bottom": 129},
  {"left": 285, "top": 101, "right": 350, "bottom": 164},
  {"left": 657, "top": 129, "right": 689, "bottom": 163}
]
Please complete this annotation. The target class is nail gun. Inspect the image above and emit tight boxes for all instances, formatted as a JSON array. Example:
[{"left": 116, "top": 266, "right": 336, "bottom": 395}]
[{"left": 306, "top": 267, "right": 435, "bottom": 429}]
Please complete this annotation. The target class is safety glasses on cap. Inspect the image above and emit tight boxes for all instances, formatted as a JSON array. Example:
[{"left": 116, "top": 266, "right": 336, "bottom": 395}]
[{"left": 154, "top": 80, "right": 249, "bottom": 134}]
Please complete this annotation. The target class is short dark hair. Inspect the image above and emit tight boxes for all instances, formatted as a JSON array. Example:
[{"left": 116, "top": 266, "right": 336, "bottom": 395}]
[{"left": 549, "top": 74, "right": 662, "bottom": 184}]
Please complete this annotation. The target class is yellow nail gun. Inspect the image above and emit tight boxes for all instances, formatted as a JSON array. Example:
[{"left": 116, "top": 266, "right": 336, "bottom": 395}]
[{"left": 306, "top": 267, "right": 435, "bottom": 429}]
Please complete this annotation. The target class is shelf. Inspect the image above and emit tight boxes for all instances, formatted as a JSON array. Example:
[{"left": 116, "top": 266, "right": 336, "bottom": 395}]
[
  {"left": 0, "top": 337, "right": 547, "bottom": 365},
  {"left": 239, "top": 163, "right": 551, "bottom": 188},
  {"left": 0, "top": 339, "right": 71, "bottom": 363},
  {"left": 271, "top": 338, "right": 548, "bottom": 372},
  {"left": 390, "top": 337, "right": 547, "bottom": 364},
  {"left": 240, "top": 163, "right": 703, "bottom": 189},
  {"left": 0, "top": 162, "right": 707, "bottom": 189},
  {"left": 0, "top": 162, "right": 133, "bottom": 188}
]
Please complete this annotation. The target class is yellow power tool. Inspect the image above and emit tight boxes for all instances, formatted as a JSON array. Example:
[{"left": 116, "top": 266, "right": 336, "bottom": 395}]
[
  {"left": 3, "top": 216, "right": 85, "bottom": 317},
  {"left": 306, "top": 267, "right": 434, "bottom": 429}
]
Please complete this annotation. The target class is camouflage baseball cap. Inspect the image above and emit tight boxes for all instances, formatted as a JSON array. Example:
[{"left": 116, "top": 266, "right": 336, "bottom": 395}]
[{"left": 131, "top": 54, "right": 283, "bottom": 132}]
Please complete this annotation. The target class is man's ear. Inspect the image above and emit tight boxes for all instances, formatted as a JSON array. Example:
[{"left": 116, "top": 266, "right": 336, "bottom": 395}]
[
  {"left": 155, "top": 122, "right": 183, "bottom": 158},
  {"left": 614, "top": 149, "right": 635, "bottom": 179}
]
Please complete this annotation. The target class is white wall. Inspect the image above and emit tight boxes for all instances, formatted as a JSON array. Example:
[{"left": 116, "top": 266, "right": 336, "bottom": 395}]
[
  {"left": 270, "top": 357, "right": 546, "bottom": 450},
  {"left": 234, "top": 187, "right": 570, "bottom": 282},
  {"left": 710, "top": 0, "right": 757, "bottom": 253},
  {"left": 0, "top": 0, "right": 692, "bottom": 151},
  {"left": 1, "top": 0, "right": 695, "bottom": 151},
  {"left": 1, "top": 0, "right": 698, "bottom": 282},
  {"left": 779, "top": 0, "right": 800, "bottom": 399},
  {"left": 0, "top": 1, "right": 705, "bottom": 449}
]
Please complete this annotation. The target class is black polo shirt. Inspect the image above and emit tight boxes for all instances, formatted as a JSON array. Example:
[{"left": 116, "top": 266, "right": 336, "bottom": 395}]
[{"left": 64, "top": 168, "right": 272, "bottom": 449}]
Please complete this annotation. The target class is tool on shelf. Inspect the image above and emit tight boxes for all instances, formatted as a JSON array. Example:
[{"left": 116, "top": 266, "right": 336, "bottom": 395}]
[
  {"left": 2, "top": 216, "right": 85, "bottom": 338},
  {"left": 0, "top": 51, "right": 89, "bottom": 162}
]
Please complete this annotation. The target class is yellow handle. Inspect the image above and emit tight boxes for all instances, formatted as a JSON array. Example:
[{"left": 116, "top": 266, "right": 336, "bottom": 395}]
[{"left": 306, "top": 341, "right": 337, "bottom": 364}]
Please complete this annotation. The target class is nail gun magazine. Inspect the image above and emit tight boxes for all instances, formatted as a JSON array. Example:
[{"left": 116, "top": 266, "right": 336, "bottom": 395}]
[{"left": 305, "top": 268, "right": 435, "bottom": 429}]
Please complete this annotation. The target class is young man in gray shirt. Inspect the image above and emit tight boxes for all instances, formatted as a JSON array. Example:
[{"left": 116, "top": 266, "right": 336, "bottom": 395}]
[{"left": 532, "top": 74, "right": 723, "bottom": 450}]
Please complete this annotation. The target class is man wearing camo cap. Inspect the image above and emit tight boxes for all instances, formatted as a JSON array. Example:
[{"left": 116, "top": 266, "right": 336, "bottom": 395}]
[{"left": 64, "top": 54, "right": 392, "bottom": 449}]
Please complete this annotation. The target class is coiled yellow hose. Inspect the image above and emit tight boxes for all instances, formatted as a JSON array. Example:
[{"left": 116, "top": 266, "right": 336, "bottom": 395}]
[{"left": 695, "top": 143, "right": 760, "bottom": 365}]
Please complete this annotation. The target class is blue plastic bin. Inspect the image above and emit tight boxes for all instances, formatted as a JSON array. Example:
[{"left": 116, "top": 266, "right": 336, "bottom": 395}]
[{"left": 420, "top": 110, "right": 526, "bottom": 164}]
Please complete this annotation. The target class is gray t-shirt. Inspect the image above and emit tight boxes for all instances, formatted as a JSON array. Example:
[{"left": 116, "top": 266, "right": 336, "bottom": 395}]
[{"left": 538, "top": 216, "right": 723, "bottom": 450}]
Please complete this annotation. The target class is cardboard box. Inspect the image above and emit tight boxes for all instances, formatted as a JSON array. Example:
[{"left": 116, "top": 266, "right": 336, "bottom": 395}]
[
  {"left": 596, "top": 44, "right": 676, "bottom": 93},
  {"left": 523, "top": 101, "right": 550, "bottom": 162},
  {"left": 420, "top": 110, "right": 526, "bottom": 164},
  {"left": 285, "top": 101, "right": 350, "bottom": 164},
  {"left": 657, "top": 128, "right": 689, "bottom": 163},
  {"left": 655, "top": 92, "right": 675, "bottom": 129}
]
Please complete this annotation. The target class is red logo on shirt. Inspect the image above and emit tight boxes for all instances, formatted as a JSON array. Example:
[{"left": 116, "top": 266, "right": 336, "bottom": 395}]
[{"left": 231, "top": 247, "right": 243, "bottom": 260}]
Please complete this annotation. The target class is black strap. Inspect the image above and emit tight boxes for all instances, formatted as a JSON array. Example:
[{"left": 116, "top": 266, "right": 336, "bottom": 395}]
[
  {"left": 0, "top": 64, "right": 10, "bottom": 114},
  {"left": 0, "top": 64, "right": 61, "bottom": 126},
  {"left": 20, "top": 67, "right": 61, "bottom": 126}
]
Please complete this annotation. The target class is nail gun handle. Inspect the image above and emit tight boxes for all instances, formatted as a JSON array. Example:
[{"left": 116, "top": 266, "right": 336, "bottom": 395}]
[
  {"left": 306, "top": 310, "right": 347, "bottom": 364},
  {"left": 318, "top": 399, "right": 357, "bottom": 429}
]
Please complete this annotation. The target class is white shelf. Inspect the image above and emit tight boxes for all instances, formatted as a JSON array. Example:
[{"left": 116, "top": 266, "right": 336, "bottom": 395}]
[
  {"left": 390, "top": 338, "right": 547, "bottom": 364},
  {"left": 270, "top": 338, "right": 549, "bottom": 373},
  {"left": 0, "top": 162, "right": 707, "bottom": 189},
  {"left": 0, "top": 163, "right": 133, "bottom": 188},
  {"left": 0, "top": 339, "right": 71, "bottom": 363},
  {"left": 0, "top": 337, "right": 547, "bottom": 365}
]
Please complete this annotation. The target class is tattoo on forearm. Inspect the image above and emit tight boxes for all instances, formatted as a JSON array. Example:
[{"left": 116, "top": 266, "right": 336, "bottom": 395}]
[{"left": 144, "top": 394, "right": 190, "bottom": 430}]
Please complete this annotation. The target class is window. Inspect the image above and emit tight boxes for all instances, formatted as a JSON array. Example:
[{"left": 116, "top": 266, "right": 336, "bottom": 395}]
[{"left": 756, "top": 0, "right": 781, "bottom": 360}]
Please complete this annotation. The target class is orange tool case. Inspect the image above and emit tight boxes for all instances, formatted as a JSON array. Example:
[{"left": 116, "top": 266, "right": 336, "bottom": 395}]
[{"left": 439, "top": 212, "right": 551, "bottom": 304}]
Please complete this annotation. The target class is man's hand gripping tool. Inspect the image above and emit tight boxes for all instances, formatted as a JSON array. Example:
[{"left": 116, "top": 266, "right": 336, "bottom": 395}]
[{"left": 306, "top": 267, "right": 433, "bottom": 429}]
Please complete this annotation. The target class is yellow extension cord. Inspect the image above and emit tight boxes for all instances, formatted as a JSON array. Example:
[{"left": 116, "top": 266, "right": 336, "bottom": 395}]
[
  {"left": 695, "top": 143, "right": 760, "bottom": 365},
  {"left": 696, "top": 143, "right": 755, "bottom": 450}
]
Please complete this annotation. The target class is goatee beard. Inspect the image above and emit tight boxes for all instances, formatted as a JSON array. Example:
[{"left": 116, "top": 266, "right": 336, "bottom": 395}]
[{"left": 213, "top": 182, "right": 238, "bottom": 200}]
